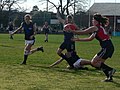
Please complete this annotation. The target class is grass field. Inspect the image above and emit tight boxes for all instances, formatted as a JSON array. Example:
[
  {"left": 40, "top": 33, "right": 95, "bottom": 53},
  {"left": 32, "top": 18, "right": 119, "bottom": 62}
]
[{"left": 0, "top": 34, "right": 120, "bottom": 90}]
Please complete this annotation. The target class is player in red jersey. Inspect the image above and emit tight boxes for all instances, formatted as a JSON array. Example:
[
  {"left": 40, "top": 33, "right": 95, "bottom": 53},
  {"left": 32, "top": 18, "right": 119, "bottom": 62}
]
[{"left": 70, "top": 13, "right": 116, "bottom": 82}]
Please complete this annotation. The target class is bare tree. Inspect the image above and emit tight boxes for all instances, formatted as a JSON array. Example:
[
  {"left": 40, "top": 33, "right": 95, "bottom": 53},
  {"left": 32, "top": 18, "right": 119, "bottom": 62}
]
[
  {"left": 0, "top": 0, "right": 27, "bottom": 11},
  {"left": 74, "top": 0, "right": 89, "bottom": 12},
  {"left": 39, "top": 0, "right": 88, "bottom": 15}
]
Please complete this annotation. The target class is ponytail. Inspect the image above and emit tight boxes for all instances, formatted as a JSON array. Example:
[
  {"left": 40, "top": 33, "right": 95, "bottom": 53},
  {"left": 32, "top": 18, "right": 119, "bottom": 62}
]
[{"left": 93, "top": 13, "right": 109, "bottom": 27}]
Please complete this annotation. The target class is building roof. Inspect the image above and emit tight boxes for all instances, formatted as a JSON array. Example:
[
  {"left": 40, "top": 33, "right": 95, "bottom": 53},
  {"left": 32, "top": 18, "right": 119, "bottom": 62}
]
[{"left": 89, "top": 3, "right": 120, "bottom": 16}]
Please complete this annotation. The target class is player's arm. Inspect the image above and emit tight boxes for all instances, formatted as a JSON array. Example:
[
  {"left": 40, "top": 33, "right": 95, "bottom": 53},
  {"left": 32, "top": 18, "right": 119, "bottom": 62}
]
[
  {"left": 49, "top": 58, "right": 64, "bottom": 67},
  {"left": 56, "top": 9, "right": 65, "bottom": 24},
  {"left": 11, "top": 23, "right": 23, "bottom": 35},
  {"left": 72, "top": 33, "right": 95, "bottom": 41},
  {"left": 72, "top": 26, "right": 98, "bottom": 35}
]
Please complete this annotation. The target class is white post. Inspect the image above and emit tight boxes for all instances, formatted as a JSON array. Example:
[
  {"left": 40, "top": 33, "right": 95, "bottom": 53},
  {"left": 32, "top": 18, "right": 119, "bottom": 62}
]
[
  {"left": 113, "top": 0, "right": 116, "bottom": 36},
  {"left": 113, "top": 15, "right": 116, "bottom": 36},
  {"left": 88, "top": 0, "right": 91, "bottom": 27},
  {"left": 46, "top": 0, "right": 48, "bottom": 12}
]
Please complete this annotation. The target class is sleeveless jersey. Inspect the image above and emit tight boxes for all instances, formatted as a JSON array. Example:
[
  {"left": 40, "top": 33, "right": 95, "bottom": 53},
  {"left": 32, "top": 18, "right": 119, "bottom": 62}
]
[
  {"left": 95, "top": 24, "right": 110, "bottom": 47},
  {"left": 22, "top": 22, "right": 35, "bottom": 40},
  {"left": 43, "top": 25, "right": 49, "bottom": 33},
  {"left": 63, "top": 23, "right": 77, "bottom": 42},
  {"left": 8, "top": 24, "right": 14, "bottom": 31}
]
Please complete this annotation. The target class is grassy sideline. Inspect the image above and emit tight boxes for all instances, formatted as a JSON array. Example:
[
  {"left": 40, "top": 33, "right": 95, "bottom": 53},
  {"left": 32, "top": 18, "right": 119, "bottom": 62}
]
[{"left": 0, "top": 34, "right": 120, "bottom": 90}]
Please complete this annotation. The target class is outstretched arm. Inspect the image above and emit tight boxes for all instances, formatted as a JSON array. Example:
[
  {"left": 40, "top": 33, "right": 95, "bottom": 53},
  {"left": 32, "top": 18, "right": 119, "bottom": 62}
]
[
  {"left": 50, "top": 58, "right": 64, "bottom": 67},
  {"left": 56, "top": 8, "right": 65, "bottom": 25},
  {"left": 72, "top": 33, "right": 95, "bottom": 42},
  {"left": 71, "top": 26, "right": 98, "bottom": 35},
  {"left": 11, "top": 23, "right": 23, "bottom": 35}
]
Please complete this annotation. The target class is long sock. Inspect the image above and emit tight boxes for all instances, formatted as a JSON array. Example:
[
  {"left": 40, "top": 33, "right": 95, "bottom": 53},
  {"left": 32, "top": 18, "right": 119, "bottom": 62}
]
[
  {"left": 66, "top": 57, "right": 74, "bottom": 67},
  {"left": 100, "top": 63, "right": 113, "bottom": 77},
  {"left": 22, "top": 55, "right": 28, "bottom": 64},
  {"left": 59, "top": 53, "right": 67, "bottom": 60}
]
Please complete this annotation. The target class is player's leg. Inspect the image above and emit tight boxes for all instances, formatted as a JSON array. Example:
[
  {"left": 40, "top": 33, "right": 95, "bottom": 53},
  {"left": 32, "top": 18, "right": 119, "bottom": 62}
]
[
  {"left": 28, "top": 40, "right": 44, "bottom": 53},
  {"left": 57, "top": 42, "right": 68, "bottom": 60},
  {"left": 45, "top": 33, "right": 48, "bottom": 42},
  {"left": 9, "top": 31, "right": 13, "bottom": 39},
  {"left": 30, "top": 46, "right": 44, "bottom": 53},
  {"left": 57, "top": 48, "right": 67, "bottom": 60},
  {"left": 21, "top": 44, "right": 32, "bottom": 65},
  {"left": 91, "top": 54, "right": 115, "bottom": 82}
]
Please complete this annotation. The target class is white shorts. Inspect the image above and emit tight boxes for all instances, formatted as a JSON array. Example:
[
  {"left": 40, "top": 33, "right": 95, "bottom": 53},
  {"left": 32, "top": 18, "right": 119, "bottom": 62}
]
[
  {"left": 25, "top": 40, "right": 35, "bottom": 45},
  {"left": 73, "top": 59, "right": 82, "bottom": 69},
  {"left": 9, "top": 31, "right": 13, "bottom": 34}
]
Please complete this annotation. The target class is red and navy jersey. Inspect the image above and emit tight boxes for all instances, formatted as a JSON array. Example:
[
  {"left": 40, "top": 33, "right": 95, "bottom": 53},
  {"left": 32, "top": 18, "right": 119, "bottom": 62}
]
[
  {"left": 63, "top": 23, "right": 77, "bottom": 42},
  {"left": 95, "top": 24, "right": 111, "bottom": 47},
  {"left": 95, "top": 24, "right": 109, "bottom": 41},
  {"left": 22, "top": 22, "right": 35, "bottom": 40}
]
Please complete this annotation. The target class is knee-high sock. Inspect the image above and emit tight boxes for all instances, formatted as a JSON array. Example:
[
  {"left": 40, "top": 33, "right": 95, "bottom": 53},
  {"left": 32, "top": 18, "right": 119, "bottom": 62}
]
[
  {"left": 22, "top": 55, "right": 28, "bottom": 64},
  {"left": 59, "top": 53, "right": 67, "bottom": 60},
  {"left": 100, "top": 63, "right": 113, "bottom": 77}
]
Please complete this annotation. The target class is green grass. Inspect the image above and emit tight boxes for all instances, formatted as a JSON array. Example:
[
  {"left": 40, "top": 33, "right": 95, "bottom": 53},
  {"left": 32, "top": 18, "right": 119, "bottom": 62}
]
[{"left": 0, "top": 34, "right": 120, "bottom": 90}]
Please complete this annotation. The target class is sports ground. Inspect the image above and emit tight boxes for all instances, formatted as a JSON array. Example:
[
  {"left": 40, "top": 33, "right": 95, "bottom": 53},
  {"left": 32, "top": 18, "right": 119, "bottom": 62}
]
[{"left": 0, "top": 34, "right": 120, "bottom": 90}]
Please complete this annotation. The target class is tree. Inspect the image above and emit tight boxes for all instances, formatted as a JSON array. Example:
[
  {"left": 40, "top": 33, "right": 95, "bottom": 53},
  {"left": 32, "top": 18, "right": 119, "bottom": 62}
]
[
  {"left": 32, "top": 5, "right": 39, "bottom": 12},
  {"left": 39, "top": 0, "right": 88, "bottom": 16},
  {"left": 0, "top": 0, "right": 27, "bottom": 11},
  {"left": 74, "top": 0, "right": 89, "bottom": 12},
  {"left": 0, "top": 0, "right": 27, "bottom": 30}
]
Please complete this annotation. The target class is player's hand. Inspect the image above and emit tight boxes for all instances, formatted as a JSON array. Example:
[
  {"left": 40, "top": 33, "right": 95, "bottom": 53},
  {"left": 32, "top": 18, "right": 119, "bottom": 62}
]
[
  {"left": 29, "top": 35, "right": 34, "bottom": 39},
  {"left": 11, "top": 32, "right": 14, "bottom": 36},
  {"left": 49, "top": 64, "right": 54, "bottom": 68}
]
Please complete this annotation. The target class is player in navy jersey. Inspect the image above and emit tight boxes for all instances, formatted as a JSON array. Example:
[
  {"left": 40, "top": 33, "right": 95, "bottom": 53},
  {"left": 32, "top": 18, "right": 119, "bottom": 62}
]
[
  {"left": 8, "top": 21, "right": 14, "bottom": 39},
  {"left": 70, "top": 13, "right": 116, "bottom": 82},
  {"left": 56, "top": 8, "right": 79, "bottom": 62},
  {"left": 11, "top": 14, "right": 44, "bottom": 65},
  {"left": 42, "top": 21, "right": 50, "bottom": 42},
  {"left": 50, "top": 51, "right": 90, "bottom": 70}
]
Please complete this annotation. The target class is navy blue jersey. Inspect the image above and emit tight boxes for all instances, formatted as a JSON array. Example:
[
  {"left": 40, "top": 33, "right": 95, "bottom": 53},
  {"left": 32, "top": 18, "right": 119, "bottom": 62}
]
[
  {"left": 8, "top": 24, "right": 14, "bottom": 31},
  {"left": 22, "top": 22, "right": 35, "bottom": 40},
  {"left": 63, "top": 31, "right": 74, "bottom": 42},
  {"left": 43, "top": 26, "right": 49, "bottom": 34}
]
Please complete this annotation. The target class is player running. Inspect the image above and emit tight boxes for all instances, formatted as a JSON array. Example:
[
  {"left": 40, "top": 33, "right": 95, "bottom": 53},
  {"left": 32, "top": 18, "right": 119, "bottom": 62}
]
[{"left": 11, "top": 14, "right": 44, "bottom": 65}]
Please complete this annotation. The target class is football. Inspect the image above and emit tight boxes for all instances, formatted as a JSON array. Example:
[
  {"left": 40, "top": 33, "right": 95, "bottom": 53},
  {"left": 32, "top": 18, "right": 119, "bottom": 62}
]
[{"left": 64, "top": 24, "right": 77, "bottom": 31}]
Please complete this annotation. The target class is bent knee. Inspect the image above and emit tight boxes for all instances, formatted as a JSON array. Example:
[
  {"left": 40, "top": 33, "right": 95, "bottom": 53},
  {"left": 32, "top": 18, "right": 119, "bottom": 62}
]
[
  {"left": 91, "top": 61, "right": 101, "bottom": 67},
  {"left": 57, "top": 51, "right": 61, "bottom": 56}
]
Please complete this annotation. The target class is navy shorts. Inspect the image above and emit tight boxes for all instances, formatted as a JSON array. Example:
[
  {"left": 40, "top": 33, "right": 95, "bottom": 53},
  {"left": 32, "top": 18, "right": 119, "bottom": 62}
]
[
  {"left": 97, "top": 40, "right": 114, "bottom": 59},
  {"left": 59, "top": 41, "right": 75, "bottom": 52}
]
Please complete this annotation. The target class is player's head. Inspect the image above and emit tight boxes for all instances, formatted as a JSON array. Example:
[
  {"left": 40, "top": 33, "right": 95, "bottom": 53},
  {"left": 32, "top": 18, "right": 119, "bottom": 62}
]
[
  {"left": 66, "top": 15, "right": 73, "bottom": 23},
  {"left": 93, "top": 13, "right": 109, "bottom": 27},
  {"left": 24, "top": 14, "right": 32, "bottom": 23},
  {"left": 9, "top": 21, "right": 13, "bottom": 25},
  {"left": 44, "top": 21, "right": 48, "bottom": 25}
]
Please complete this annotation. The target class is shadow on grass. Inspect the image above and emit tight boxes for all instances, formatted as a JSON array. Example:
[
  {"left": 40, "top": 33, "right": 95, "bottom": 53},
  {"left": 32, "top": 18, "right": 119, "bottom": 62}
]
[
  {"left": 30, "top": 64, "right": 100, "bottom": 75},
  {"left": 27, "top": 64, "right": 120, "bottom": 85},
  {"left": 112, "top": 81, "right": 120, "bottom": 87},
  {"left": 0, "top": 44, "right": 15, "bottom": 48}
]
